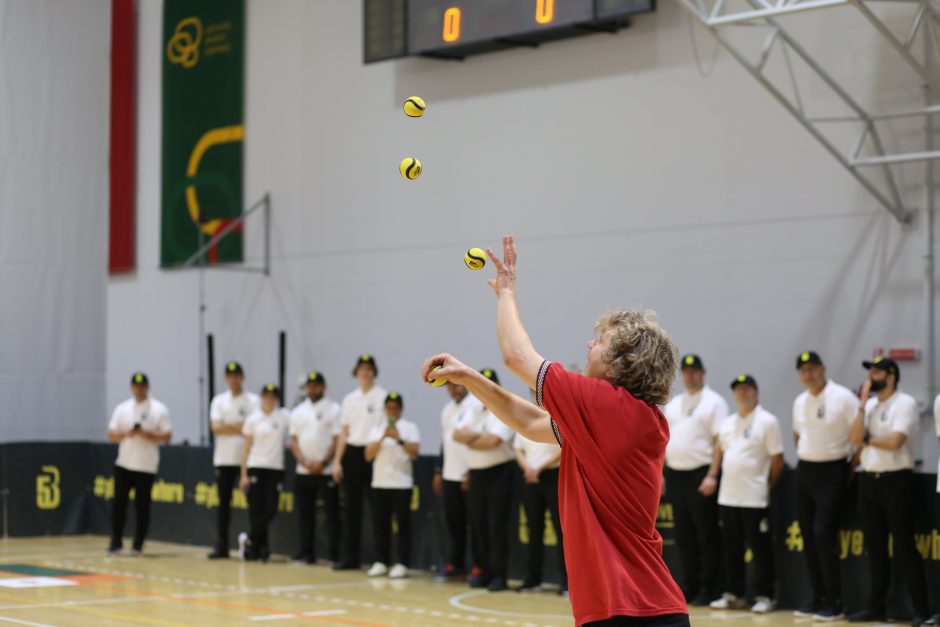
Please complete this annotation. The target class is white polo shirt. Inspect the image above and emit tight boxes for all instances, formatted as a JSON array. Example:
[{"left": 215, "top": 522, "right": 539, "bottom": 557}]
[
  {"left": 934, "top": 393, "right": 940, "bottom": 492},
  {"left": 717, "top": 406, "right": 784, "bottom": 508},
  {"left": 243, "top": 408, "right": 290, "bottom": 471},
  {"left": 368, "top": 418, "right": 420, "bottom": 489},
  {"left": 455, "top": 402, "right": 515, "bottom": 470},
  {"left": 663, "top": 386, "right": 729, "bottom": 470},
  {"left": 210, "top": 390, "right": 260, "bottom": 467},
  {"left": 514, "top": 434, "right": 561, "bottom": 471},
  {"left": 290, "top": 397, "right": 341, "bottom": 476},
  {"left": 792, "top": 380, "right": 860, "bottom": 462},
  {"left": 859, "top": 391, "right": 919, "bottom": 473},
  {"left": 440, "top": 395, "right": 480, "bottom": 482},
  {"left": 109, "top": 397, "right": 172, "bottom": 475},
  {"left": 341, "top": 385, "right": 388, "bottom": 446}
]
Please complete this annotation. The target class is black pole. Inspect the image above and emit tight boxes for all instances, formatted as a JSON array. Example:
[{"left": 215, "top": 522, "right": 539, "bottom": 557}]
[
  {"left": 207, "top": 333, "right": 215, "bottom": 446},
  {"left": 278, "top": 331, "right": 286, "bottom": 406}
]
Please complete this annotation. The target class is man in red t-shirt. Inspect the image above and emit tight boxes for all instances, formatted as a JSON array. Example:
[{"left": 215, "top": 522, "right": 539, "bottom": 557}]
[{"left": 423, "top": 236, "right": 689, "bottom": 627}]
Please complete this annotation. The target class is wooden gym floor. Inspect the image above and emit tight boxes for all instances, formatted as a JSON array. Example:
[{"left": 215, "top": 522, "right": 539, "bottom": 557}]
[{"left": 0, "top": 536, "right": 836, "bottom": 626}]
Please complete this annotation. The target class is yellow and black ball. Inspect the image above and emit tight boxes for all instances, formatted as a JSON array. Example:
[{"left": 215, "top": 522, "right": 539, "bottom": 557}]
[
  {"left": 403, "top": 96, "right": 426, "bottom": 118},
  {"left": 399, "top": 157, "right": 422, "bottom": 180}
]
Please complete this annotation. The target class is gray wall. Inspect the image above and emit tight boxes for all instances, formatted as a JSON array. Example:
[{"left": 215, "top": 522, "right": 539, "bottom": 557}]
[
  {"left": 107, "top": 0, "right": 940, "bottom": 472},
  {"left": 0, "top": 0, "right": 110, "bottom": 440}
]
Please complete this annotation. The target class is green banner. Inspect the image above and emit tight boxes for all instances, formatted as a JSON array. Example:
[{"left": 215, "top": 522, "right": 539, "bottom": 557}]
[{"left": 161, "top": 0, "right": 245, "bottom": 267}]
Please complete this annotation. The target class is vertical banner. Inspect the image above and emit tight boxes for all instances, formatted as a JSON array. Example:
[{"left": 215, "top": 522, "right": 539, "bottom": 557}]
[
  {"left": 161, "top": 0, "right": 245, "bottom": 267},
  {"left": 108, "top": 0, "right": 136, "bottom": 274}
]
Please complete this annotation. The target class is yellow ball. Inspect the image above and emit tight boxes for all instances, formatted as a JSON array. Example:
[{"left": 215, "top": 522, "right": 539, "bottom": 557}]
[
  {"left": 428, "top": 365, "right": 448, "bottom": 387},
  {"left": 464, "top": 247, "right": 486, "bottom": 270},
  {"left": 399, "top": 157, "right": 422, "bottom": 180},
  {"left": 403, "top": 96, "right": 426, "bottom": 118}
]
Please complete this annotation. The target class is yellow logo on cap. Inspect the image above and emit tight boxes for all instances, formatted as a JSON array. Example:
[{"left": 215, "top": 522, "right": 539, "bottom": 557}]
[
  {"left": 134, "top": 374, "right": 144, "bottom": 383},
  {"left": 875, "top": 356, "right": 884, "bottom": 363},
  {"left": 389, "top": 392, "right": 400, "bottom": 399},
  {"left": 265, "top": 384, "right": 276, "bottom": 392},
  {"left": 801, "top": 352, "right": 810, "bottom": 362},
  {"left": 685, "top": 356, "right": 695, "bottom": 365},
  {"left": 738, "top": 374, "right": 747, "bottom": 382},
  {"left": 227, "top": 362, "right": 237, "bottom": 371},
  {"left": 361, "top": 354, "right": 371, "bottom": 361}
]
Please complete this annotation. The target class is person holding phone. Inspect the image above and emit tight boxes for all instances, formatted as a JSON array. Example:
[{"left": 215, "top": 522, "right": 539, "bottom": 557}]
[
  {"left": 365, "top": 393, "right": 420, "bottom": 579},
  {"left": 106, "top": 372, "right": 172, "bottom": 555}
]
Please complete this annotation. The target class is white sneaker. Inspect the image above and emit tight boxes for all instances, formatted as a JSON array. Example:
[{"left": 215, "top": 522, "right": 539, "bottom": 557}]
[
  {"left": 752, "top": 597, "right": 777, "bottom": 614},
  {"left": 388, "top": 564, "right": 408, "bottom": 579},
  {"left": 367, "top": 562, "right": 388, "bottom": 577},
  {"left": 710, "top": 593, "right": 748, "bottom": 610},
  {"left": 237, "top": 533, "right": 248, "bottom": 561}
]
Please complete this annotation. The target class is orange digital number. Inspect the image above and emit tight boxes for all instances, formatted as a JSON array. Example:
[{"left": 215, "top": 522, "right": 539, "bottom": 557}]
[
  {"left": 535, "top": 0, "right": 554, "bottom": 24},
  {"left": 442, "top": 7, "right": 461, "bottom": 43}
]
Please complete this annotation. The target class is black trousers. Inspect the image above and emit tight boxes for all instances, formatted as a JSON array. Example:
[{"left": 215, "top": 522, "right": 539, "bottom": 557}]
[
  {"left": 857, "top": 470, "right": 929, "bottom": 617},
  {"left": 295, "top": 473, "right": 341, "bottom": 562},
  {"left": 443, "top": 479, "right": 470, "bottom": 570},
  {"left": 340, "top": 445, "right": 371, "bottom": 566},
  {"left": 665, "top": 465, "right": 721, "bottom": 599},
  {"left": 111, "top": 465, "right": 155, "bottom": 550},
  {"left": 719, "top": 505, "right": 775, "bottom": 599},
  {"left": 371, "top": 488, "right": 412, "bottom": 566},
  {"left": 796, "top": 459, "right": 848, "bottom": 606},
  {"left": 521, "top": 467, "right": 566, "bottom": 587},
  {"left": 214, "top": 465, "right": 239, "bottom": 551},
  {"left": 468, "top": 461, "right": 514, "bottom": 580},
  {"left": 585, "top": 613, "right": 691, "bottom": 627},
  {"left": 247, "top": 468, "right": 284, "bottom": 554}
]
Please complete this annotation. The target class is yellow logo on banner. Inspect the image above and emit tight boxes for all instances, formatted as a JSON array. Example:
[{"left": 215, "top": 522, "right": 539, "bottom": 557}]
[
  {"left": 185, "top": 125, "right": 245, "bottom": 235},
  {"left": 36, "top": 466, "right": 61, "bottom": 510},
  {"left": 167, "top": 17, "right": 203, "bottom": 69}
]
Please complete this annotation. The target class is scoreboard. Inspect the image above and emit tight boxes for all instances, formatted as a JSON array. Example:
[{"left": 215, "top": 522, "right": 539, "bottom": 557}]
[{"left": 364, "top": 0, "right": 655, "bottom": 62}]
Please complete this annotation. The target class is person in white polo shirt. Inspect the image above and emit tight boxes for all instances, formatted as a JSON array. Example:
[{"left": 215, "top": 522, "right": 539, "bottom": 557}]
[
  {"left": 364, "top": 392, "right": 420, "bottom": 579},
  {"left": 791, "top": 351, "right": 859, "bottom": 620},
  {"left": 239, "top": 384, "right": 290, "bottom": 563},
  {"left": 848, "top": 358, "right": 929, "bottom": 626},
  {"left": 662, "top": 353, "right": 728, "bottom": 605},
  {"left": 453, "top": 368, "right": 515, "bottom": 592},
  {"left": 432, "top": 381, "right": 480, "bottom": 579},
  {"left": 710, "top": 374, "right": 784, "bottom": 614},
  {"left": 107, "top": 372, "right": 172, "bottom": 555},
  {"left": 289, "top": 371, "right": 341, "bottom": 565},
  {"left": 514, "top": 420, "right": 565, "bottom": 595},
  {"left": 208, "top": 361, "right": 259, "bottom": 559},
  {"left": 331, "top": 354, "right": 387, "bottom": 570}
]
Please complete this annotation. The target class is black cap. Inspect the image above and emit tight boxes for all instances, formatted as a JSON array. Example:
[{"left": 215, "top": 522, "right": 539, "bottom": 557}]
[
  {"left": 680, "top": 354, "right": 704, "bottom": 370},
  {"left": 480, "top": 368, "right": 500, "bottom": 384},
  {"left": 260, "top": 383, "right": 281, "bottom": 396},
  {"left": 352, "top": 354, "right": 378, "bottom": 376},
  {"left": 306, "top": 372, "right": 326, "bottom": 385},
  {"left": 385, "top": 391, "right": 403, "bottom": 407},
  {"left": 796, "top": 351, "right": 823, "bottom": 369},
  {"left": 225, "top": 361, "right": 243, "bottom": 375},
  {"left": 863, "top": 356, "right": 900, "bottom": 381},
  {"left": 130, "top": 372, "right": 149, "bottom": 386},
  {"left": 730, "top": 374, "right": 758, "bottom": 390}
]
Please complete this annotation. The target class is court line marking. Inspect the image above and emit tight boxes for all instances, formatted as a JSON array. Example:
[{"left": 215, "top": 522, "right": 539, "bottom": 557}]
[
  {"left": 449, "top": 590, "right": 571, "bottom": 620},
  {"left": 0, "top": 617, "right": 58, "bottom": 627}
]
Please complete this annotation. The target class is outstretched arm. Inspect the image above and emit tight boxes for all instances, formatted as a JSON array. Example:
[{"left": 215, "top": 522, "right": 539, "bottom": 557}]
[
  {"left": 487, "top": 236, "right": 545, "bottom": 390},
  {"left": 421, "top": 355, "right": 556, "bottom": 444}
]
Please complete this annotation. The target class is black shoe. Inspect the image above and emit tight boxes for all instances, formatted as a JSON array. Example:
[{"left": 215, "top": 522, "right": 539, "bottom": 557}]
[
  {"left": 912, "top": 616, "right": 929, "bottom": 627},
  {"left": 291, "top": 552, "right": 311, "bottom": 564},
  {"left": 487, "top": 577, "right": 508, "bottom": 592},
  {"left": 515, "top": 579, "right": 540, "bottom": 593},
  {"left": 208, "top": 548, "right": 230, "bottom": 560},
  {"left": 331, "top": 561, "right": 360, "bottom": 571},
  {"left": 691, "top": 593, "right": 713, "bottom": 607},
  {"left": 849, "top": 608, "right": 887, "bottom": 623},
  {"left": 923, "top": 613, "right": 939, "bottom": 626},
  {"left": 469, "top": 573, "right": 490, "bottom": 589},
  {"left": 794, "top": 599, "right": 825, "bottom": 618},
  {"left": 107, "top": 542, "right": 122, "bottom": 554},
  {"left": 813, "top": 605, "right": 846, "bottom": 622}
]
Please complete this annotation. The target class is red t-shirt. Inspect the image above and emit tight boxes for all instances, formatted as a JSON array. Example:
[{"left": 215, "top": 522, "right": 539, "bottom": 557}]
[{"left": 537, "top": 361, "right": 687, "bottom": 626}]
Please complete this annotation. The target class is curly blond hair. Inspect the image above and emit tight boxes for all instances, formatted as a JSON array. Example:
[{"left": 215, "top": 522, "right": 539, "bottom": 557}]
[{"left": 596, "top": 309, "right": 678, "bottom": 406}]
